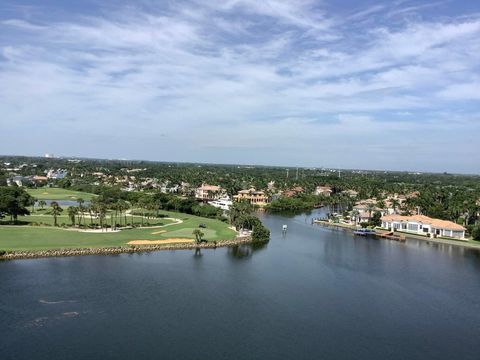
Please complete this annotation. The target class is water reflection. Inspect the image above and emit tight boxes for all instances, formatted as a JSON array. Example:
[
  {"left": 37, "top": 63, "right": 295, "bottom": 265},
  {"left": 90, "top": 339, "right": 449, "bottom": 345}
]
[
  {"left": 228, "top": 242, "right": 268, "bottom": 259},
  {"left": 193, "top": 247, "right": 203, "bottom": 258}
]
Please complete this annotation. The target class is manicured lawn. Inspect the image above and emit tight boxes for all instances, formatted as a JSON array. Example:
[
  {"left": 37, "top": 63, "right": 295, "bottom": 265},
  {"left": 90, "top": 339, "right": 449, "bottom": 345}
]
[
  {"left": 27, "top": 188, "right": 97, "bottom": 201},
  {"left": 0, "top": 211, "right": 236, "bottom": 251}
]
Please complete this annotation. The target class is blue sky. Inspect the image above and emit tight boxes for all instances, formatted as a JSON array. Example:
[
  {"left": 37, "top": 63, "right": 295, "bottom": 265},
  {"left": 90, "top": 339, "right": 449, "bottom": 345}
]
[{"left": 0, "top": 0, "right": 479, "bottom": 173}]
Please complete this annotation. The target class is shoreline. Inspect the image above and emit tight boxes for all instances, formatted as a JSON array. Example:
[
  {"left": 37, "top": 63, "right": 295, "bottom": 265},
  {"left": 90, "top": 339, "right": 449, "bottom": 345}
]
[
  {"left": 313, "top": 220, "right": 480, "bottom": 250},
  {"left": 0, "top": 235, "right": 253, "bottom": 261}
]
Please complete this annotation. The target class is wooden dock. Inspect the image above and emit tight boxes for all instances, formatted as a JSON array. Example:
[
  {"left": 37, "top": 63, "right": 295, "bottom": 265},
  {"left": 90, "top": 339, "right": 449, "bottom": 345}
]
[{"left": 375, "top": 232, "right": 406, "bottom": 242}]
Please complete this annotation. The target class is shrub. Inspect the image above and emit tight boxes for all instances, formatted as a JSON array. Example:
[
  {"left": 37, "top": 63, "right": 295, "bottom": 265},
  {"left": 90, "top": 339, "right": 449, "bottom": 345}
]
[
  {"left": 252, "top": 223, "right": 270, "bottom": 243},
  {"left": 472, "top": 225, "right": 480, "bottom": 241}
]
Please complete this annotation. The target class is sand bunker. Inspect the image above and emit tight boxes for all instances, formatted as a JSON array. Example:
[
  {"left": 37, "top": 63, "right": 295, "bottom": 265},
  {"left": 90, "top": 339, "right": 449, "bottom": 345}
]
[
  {"left": 128, "top": 238, "right": 194, "bottom": 245},
  {"left": 151, "top": 230, "right": 167, "bottom": 235}
]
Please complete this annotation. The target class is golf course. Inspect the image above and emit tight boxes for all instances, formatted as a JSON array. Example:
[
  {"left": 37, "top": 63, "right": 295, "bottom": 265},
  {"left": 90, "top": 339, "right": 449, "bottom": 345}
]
[
  {"left": 27, "top": 188, "right": 97, "bottom": 201},
  {"left": 0, "top": 210, "right": 237, "bottom": 251}
]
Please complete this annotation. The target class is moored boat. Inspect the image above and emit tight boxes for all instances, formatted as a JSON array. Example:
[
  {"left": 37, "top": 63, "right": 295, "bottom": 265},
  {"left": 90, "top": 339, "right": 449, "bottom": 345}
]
[{"left": 353, "top": 228, "right": 376, "bottom": 236}]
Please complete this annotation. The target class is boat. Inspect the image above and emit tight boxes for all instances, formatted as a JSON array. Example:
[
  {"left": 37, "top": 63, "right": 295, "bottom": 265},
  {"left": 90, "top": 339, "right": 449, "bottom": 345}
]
[
  {"left": 353, "top": 228, "right": 376, "bottom": 236},
  {"left": 208, "top": 197, "right": 233, "bottom": 211}
]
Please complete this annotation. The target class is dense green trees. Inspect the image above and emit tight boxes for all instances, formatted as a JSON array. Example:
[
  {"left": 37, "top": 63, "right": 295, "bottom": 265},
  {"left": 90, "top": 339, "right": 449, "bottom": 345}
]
[
  {"left": 471, "top": 225, "right": 480, "bottom": 241},
  {"left": 0, "top": 186, "right": 35, "bottom": 223},
  {"left": 228, "top": 200, "right": 270, "bottom": 243},
  {"left": 370, "top": 211, "right": 382, "bottom": 227},
  {"left": 252, "top": 222, "right": 270, "bottom": 243}
]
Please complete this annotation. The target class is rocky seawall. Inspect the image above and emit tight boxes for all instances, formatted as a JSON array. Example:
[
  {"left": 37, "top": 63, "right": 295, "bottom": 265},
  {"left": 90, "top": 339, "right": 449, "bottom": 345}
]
[{"left": 0, "top": 235, "right": 253, "bottom": 261}]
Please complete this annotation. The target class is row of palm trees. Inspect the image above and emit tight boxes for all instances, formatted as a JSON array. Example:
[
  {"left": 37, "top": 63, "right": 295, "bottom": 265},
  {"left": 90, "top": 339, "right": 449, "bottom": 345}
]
[{"left": 47, "top": 197, "right": 133, "bottom": 231}]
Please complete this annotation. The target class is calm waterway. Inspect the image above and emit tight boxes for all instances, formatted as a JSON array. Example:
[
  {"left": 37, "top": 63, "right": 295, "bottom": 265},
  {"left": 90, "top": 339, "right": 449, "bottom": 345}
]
[{"left": 1, "top": 209, "right": 480, "bottom": 360}]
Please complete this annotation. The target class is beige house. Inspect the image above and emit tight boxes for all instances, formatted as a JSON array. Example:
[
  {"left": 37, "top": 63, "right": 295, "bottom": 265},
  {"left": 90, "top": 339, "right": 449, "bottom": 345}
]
[
  {"left": 314, "top": 186, "right": 333, "bottom": 196},
  {"left": 195, "top": 184, "right": 225, "bottom": 201},
  {"left": 233, "top": 188, "right": 270, "bottom": 206},
  {"left": 381, "top": 214, "right": 466, "bottom": 239}
]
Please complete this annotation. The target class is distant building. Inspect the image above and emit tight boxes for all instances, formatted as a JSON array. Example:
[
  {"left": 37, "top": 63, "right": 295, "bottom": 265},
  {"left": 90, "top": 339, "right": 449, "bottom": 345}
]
[
  {"left": 283, "top": 186, "right": 304, "bottom": 197},
  {"left": 381, "top": 214, "right": 465, "bottom": 239},
  {"left": 160, "top": 182, "right": 180, "bottom": 194},
  {"left": 233, "top": 188, "right": 269, "bottom": 206},
  {"left": 341, "top": 189, "right": 358, "bottom": 198},
  {"left": 195, "top": 184, "right": 225, "bottom": 201},
  {"left": 32, "top": 176, "right": 48, "bottom": 184},
  {"left": 314, "top": 186, "right": 333, "bottom": 196},
  {"left": 47, "top": 169, "right": 68, "bottom": 180},
  {"left": 7, "top": 176, "right": 31, "bottom": 187}
]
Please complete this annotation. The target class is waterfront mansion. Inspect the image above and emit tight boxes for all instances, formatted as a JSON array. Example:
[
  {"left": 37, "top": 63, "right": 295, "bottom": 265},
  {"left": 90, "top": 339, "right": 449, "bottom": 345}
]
[
  {"left": 233, "top": 188, "right": 270, "bottom": 206},
  {"left": 381, "top": 214, "right": 466, "bottom": 239}
]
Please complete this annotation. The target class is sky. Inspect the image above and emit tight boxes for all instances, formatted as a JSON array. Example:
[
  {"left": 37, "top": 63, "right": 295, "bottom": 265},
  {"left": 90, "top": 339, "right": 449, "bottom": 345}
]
[{"left": 0, "top": 0, "right": 479, "bottom": 173}]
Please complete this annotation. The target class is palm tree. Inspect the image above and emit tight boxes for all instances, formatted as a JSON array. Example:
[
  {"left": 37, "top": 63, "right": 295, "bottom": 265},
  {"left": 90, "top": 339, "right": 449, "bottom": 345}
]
[
  {"left": 38, "top": 200, "right": 47, "bottom": 210},
  {"left": 68, "top": 206, "right": 78, "bottom": 226},
  {"left": 376, "top": 200, "right": 386, "bottom": 211},
  {"left": 192, "top": 229, "right": 205, "bottom": 244},
  {"left": 351, "top": 209, "right": 360, "bottom": 225},
  {"left": 390, "top": 198, "right": 401, "bottom": 214},
  {"left": 366, "top": 203, "right": 376, "bottom": 220},
  {"left": 116, "top": 200, "right": 129, "bottom": 227},
  {"left": 86, "top": 204, "right": 94, "bottom": 227},
  {"left": 98, "top": 206, "right": 107, "bottom": 231},
  {"left": 77, "top": 198, "right": 85, "bottom": 226},
  {"left": 50, "top": 201, "right": 63, "bottom": 227}
]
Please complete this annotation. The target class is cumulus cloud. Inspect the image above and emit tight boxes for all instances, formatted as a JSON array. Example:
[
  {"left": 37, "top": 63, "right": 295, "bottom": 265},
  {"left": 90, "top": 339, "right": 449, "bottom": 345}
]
[{"left": 0, "top": 0, "right": 479, "bottom": 172}]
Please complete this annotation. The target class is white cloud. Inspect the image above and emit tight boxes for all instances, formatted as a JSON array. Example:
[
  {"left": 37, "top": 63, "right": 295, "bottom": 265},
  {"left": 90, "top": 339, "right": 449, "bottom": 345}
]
[{"left": 0, "top": 1, "right": 479, "bottom": 172}]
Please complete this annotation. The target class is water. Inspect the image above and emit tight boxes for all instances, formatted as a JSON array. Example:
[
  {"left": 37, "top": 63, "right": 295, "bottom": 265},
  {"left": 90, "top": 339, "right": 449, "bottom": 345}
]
[
  {"left": 35, "top": 200, "right": 91, "bottom": 208},
  {"left": 1, "top": 209, "right": 480, "bottom": 360}
]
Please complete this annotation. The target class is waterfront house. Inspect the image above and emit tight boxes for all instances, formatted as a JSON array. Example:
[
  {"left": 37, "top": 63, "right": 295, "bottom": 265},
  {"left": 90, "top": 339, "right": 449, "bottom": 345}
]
[
  {"left": 195, "top": 184, "right": 226, "bottom": 201},
  {"left": 233, "top": 188, "right": 270, "bottom": 206},
  {"left": 352, "top": 199, "right": 387, "bottom": 223},
  {"left": 314, "top": 186, "right": 333, "bottom": 196},
  {"left": 381, "top": 214, "right": 466, "bottom": 239}
]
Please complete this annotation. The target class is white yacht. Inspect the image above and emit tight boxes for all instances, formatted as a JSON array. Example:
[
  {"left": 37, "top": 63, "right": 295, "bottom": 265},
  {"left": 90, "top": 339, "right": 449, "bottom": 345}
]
[{"left": 209, "top": 197, "right": 233, "bottom": 211}]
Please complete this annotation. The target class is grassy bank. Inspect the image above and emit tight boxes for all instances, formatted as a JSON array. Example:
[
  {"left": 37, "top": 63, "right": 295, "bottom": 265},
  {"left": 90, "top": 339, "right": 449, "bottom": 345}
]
[{"left": 0, "top": 211, "right": 236, "bottom": 251}]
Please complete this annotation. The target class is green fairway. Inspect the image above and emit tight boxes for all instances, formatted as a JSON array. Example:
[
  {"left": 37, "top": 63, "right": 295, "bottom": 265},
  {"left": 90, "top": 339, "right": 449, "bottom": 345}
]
[
  {"left": 0, "top": 211, "right": 236, "bottom": 251},
  {"left": 27, "top": 188, "right": 97, "bottom": 201}
]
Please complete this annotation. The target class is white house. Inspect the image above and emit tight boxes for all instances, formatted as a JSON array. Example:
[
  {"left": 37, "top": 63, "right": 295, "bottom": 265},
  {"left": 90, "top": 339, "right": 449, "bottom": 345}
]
[
  {"left": 381, "top": 214, "right": 466, "bottom": 239},
  {"left": 46, "top": 169, "right": 68, "bottom": 179}
]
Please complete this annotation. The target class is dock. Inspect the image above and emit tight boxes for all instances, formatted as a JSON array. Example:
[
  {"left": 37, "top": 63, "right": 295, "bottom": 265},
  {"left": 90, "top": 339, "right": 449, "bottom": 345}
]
[{"left": 375, "top": 231, "right": 406, "bottom": 242}]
